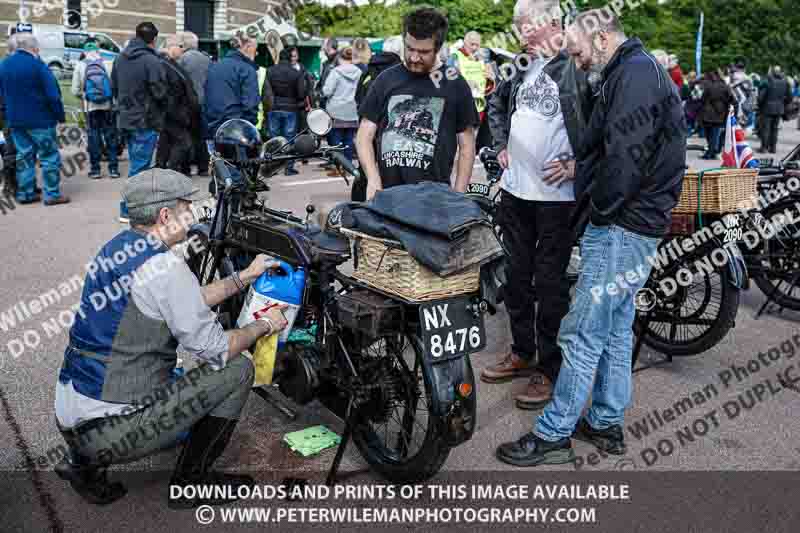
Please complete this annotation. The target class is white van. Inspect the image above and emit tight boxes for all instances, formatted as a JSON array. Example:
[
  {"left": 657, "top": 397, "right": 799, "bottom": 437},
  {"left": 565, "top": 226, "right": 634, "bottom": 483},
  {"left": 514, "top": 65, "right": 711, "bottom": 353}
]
[{"left": 8, "top": 23, "right": 121, "bottom": 79}]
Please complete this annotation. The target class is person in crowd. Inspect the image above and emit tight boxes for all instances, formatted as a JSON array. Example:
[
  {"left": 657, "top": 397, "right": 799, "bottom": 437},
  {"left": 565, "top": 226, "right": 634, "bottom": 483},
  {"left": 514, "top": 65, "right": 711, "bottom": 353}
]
[
  {"left": 266, "top": 48, "right": 306, "bottom": 176},
  {"left": 322, "top": 47, "right": 361, "bottom": 168},
  {"left": 356, "top": 7, "right": 478, "bottom": 199},
  {"left": 730, "top": 61, "right": 755, "bottom": 132},
  {"left": 668, "top": 54, "right": 684, "bottom": 88},
  {"left": 177, "top": 32, "right": 212, "bottom": 176},
  {"left": 289, "top": 46, "right": 313, "bottom": 142},
  {"left": 54, "top": 168, "right": 289, "bottom": 508},
  {"left": 758, "top": 65, "right": 792, "bottom": 154},
  {"left": 112, "top": 22, "right": 168, "bottom": 222},
  {"left": 448, "top": 30, "right": 494, "bottom": 152},
  {"left": 0, "top": 32, "right": 68, "bottom": 205},
  {"left": 0, "top": 33, "right": 20, "bottom": 197},
  {"left": 318, "top": 38, "right": 339, "bottom": 107},
  {"left": 204, "top": 33, "right": 261, "bottom": 141},
  {"left": 699, "top": 71, "right": 734, "bottom": 159},
  {"left": 72, "top": 40, "right": 119, "bottom": 180},
  {"left": 352, "top": 38, "right": 372, "bottom": 73},
  {"left": 155, "top": 36, "right": 201, "bottom": 172},
  {"left": 355, "top": 35, "right": 403, "bottom": 113},
  {"left": 684, "top": 73, "right": 704, "bottom": 137},
  {"left": 482, "top": 0, "right": 591, "bottom": 410},
  {"left": 497, "top": 9, "right": 686, "bottom": 468}
]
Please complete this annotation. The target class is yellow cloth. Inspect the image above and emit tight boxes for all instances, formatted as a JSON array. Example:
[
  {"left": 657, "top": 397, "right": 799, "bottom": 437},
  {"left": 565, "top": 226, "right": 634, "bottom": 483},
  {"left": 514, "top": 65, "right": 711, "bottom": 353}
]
[
  {"left": 454, "top": 49, "right": 487, "bottom": 113},
  {"left": 252, "top": 332, "right": 278, "bottom": 386},
  {"left": 256, "top": 66, "right": 268, "bottom": 132}
]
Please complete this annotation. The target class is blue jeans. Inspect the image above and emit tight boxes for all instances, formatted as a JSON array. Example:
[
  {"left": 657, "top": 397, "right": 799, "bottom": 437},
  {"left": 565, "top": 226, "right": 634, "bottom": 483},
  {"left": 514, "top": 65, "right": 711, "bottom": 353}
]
[
  {"left": 12, "top": 127, "right": 61, "bottom": 202},
  {"left": 121, "top": 128, "right": 159, "bottom": 217},
  {"left": 328, "top": 127, "right": 356, "bottom": 162},
  {"left": 268, "top": 111, "right": 297, "bottom": 171},
  {"left": 705, "top": 126, "right": 723, "bottom": 155},
  {"left": 87, "top": 110, "right": 118, "bottom": 174},
  {"left": 535, "top": 224, "right": 661, "bottom": 440}
]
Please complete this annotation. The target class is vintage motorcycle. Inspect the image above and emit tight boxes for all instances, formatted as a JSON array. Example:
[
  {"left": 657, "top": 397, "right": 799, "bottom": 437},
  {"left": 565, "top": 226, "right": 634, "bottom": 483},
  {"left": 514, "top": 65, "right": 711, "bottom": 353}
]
[{"left": 186, "top": 111, "right": 488, "bottom": 484}]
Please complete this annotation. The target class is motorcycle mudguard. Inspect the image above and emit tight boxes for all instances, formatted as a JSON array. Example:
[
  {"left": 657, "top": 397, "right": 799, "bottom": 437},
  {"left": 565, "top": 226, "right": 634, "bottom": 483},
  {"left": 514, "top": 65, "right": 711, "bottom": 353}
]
[
  {"left": 419, "top": 351, "right": 477, "bottom": 446},
  {"left": 723, "top": 242, "right": 748, "bottom": 289}
]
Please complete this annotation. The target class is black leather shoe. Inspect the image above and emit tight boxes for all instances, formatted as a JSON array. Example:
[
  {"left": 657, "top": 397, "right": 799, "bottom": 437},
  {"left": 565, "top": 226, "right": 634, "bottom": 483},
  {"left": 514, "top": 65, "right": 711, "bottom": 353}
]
[
  {"left": 168, "top": 415, "right": 254, "bottom": 509},
  {"left": 496, "top": 432, "right": 575, "bottom": 467},
  {"left": 572, "top": 418, "right": 626, "bottom": 455},
  {"left": 55, "top": 454, "right": 127, "bottom": 505},
  {"left": 17, "top": 194, "right": 41, "bottom": 205}
]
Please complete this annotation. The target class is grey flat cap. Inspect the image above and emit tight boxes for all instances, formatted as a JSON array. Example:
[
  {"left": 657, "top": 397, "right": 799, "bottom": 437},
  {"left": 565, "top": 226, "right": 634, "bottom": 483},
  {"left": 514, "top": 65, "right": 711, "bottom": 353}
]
[{"left": 123, "top": 168, "right": 200, "bottom": 208}]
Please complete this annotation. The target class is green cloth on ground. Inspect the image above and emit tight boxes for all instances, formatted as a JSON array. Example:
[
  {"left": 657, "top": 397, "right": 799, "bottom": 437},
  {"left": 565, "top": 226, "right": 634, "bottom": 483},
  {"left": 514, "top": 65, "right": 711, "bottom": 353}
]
[{"left": 283, "top": 425, "right": 341, "bottom": 457}]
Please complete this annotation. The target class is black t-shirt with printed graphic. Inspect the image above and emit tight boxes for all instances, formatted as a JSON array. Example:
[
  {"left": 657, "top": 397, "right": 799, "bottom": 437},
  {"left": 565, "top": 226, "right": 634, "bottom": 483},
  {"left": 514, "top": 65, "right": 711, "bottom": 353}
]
[{"left": 360, "top": 63, "right": 479, "bottom": 189}]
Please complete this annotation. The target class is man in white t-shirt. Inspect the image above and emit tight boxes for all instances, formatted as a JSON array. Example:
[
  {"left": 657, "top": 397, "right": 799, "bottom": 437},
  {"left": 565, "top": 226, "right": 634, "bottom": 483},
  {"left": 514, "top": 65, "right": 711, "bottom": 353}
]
[{"left": 483, "top": 0, "right": 591, "bottom": 410}]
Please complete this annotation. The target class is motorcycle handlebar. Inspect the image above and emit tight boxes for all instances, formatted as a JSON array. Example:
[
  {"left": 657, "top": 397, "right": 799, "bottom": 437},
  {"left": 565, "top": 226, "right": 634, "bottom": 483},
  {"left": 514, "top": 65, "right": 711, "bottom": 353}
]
[
  {"left": 213, "top": 159, "right": 233, "bottom": 191},
  {"left": 329, "top": 151, "right": 358, "bottom": 177}
]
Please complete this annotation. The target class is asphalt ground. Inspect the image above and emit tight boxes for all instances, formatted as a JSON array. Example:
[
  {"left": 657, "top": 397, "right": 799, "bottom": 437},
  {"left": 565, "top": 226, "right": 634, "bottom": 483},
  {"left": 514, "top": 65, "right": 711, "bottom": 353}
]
[{"left": 1, "top": 124, "right": 800, "bottom": 532}]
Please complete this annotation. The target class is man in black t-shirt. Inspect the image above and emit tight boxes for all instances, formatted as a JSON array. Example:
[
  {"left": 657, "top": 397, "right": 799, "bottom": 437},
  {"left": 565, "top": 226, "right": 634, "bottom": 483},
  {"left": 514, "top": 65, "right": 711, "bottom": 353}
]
[{"left": 356, "top": 7, "right": 479, "bottom": 200}]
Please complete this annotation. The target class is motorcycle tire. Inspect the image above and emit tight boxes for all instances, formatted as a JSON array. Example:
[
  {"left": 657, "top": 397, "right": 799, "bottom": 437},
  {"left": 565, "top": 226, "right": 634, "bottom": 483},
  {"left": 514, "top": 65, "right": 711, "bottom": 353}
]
[
  {"left": 636, "top": 257, "right": 740, "bottom": 356},
  {"left": 751, "top": 200, "right": 800, "bottom": 311},
  {"left": 351, "top": 333, "right": 452, "bottom": 484}
]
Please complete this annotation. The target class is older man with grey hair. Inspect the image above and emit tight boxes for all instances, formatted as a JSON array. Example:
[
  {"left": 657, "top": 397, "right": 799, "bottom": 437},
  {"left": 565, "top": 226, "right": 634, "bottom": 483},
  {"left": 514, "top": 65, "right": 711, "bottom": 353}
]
[
  {"left": 55, "top": 168, "right": 289, "bottom": 508},
  {"left": 178, "top": 31, "right": 212, "bottom": 175},
  {"left": 483, "top": 0, "right": 591, "bottom": 408},
  {"left": 0, "top": 32, "right": 67, "bottom": 204},
  {"left": 498, "top": 8, "right": 685, "bottom": 468}
]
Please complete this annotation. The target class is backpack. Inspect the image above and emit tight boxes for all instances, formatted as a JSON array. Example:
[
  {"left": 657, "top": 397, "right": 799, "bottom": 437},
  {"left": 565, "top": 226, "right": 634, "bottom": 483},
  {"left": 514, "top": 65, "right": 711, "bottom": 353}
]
[{"left": 84, "top": 59, "right": 112, "bottom": 104}]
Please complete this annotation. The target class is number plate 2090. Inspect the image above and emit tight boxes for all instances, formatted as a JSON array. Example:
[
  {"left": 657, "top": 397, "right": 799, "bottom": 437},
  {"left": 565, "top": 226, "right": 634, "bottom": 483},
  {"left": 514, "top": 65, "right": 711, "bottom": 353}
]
[{"left": 419, "top": 297, "right": 486, "bottom": 363}]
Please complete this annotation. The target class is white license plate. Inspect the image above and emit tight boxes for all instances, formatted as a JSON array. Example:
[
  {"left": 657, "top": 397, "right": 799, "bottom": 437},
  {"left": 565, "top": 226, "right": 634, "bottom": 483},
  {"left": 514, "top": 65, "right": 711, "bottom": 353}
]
[{"left": 466, "top": 183, "right": 490, "bottom": 196}]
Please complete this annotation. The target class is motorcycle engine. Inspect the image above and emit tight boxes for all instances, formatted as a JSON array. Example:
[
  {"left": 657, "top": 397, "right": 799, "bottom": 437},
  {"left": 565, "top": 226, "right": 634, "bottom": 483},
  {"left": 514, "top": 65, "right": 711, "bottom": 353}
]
[{"left": 277, "top": 344, "right": 322, "bottom": 405}]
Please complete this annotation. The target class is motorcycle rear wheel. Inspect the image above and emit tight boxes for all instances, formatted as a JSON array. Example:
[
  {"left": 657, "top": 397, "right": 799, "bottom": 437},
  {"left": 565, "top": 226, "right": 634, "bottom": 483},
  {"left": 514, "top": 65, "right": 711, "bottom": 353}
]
[
  {"left": 350, "top": 333, "right": 451, "bottom": 484},
  {"left": 636, "top": 253, "right": 740, "bottom": 356}
]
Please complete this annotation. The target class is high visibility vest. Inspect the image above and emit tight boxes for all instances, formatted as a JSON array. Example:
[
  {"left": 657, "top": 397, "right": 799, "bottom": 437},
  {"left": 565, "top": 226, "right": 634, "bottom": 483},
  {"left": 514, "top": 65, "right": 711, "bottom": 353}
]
[
  {"left": 257, "top": 67, "right": 267, "bottom": 131},
  {"left": 454, "top": 49, "right": 487, "bottom": 113}
]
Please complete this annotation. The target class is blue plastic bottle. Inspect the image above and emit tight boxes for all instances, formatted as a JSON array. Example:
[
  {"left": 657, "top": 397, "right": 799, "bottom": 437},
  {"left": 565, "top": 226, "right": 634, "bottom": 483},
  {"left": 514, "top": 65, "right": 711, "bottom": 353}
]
[{"left": 238, "top": 260, "right": 306, "bottom": 345}]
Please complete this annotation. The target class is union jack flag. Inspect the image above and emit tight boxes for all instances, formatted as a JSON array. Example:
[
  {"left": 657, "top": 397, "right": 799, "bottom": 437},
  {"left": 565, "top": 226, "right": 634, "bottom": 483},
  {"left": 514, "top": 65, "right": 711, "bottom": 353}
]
[{"left": 721, "top": 106, "right": 758, "bottom": 168}]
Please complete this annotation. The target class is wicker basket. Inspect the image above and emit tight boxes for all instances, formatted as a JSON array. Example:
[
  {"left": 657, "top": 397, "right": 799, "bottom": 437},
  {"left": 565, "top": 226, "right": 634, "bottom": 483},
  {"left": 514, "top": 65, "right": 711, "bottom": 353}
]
[
  {"left": 341, "top": 228, "right": 480, "bottom": 302},
  {"left": 672, "top": 168, "right": 758, "bottom": 214}
]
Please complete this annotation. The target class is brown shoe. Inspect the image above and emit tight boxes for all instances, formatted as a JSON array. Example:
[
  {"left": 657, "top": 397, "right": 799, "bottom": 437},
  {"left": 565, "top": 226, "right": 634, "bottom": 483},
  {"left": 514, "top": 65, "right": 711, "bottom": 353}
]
[
  {"left": 515, "top": 372, "right": 553, "bottom": 410},
  {"left": 480, "top": 351, "right": 535, "bottom": 384},
  {"left": 44, "top": 195, "right": 71, "bottom": 206}
]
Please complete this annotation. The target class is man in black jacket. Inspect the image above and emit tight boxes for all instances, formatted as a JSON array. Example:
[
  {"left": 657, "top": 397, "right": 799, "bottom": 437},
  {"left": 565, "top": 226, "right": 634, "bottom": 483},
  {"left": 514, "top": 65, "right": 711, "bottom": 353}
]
[
  {"left": 759, "top": 66, "right": 792, "bottom": 154},
  {"left": 155, "top": 36, "right": 201, "bottom": 172},
  {"left": 112, "top": 22, "right": 168, "bottom": 222},
  {"left": 266, "top": 48, "right": 306, "bottom": 175},
  {"left": 497, "top": 9, "right": 686, "bottom": 468},
  {"left": 482, "top": 0, "right": 591, "bottom": 411}
]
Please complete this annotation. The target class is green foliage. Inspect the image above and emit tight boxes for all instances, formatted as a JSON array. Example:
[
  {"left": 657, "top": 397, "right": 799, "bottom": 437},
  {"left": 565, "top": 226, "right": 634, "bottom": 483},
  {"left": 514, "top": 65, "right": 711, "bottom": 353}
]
[{"left": 295, "top": 0, "right": 800, "bottom": 74}]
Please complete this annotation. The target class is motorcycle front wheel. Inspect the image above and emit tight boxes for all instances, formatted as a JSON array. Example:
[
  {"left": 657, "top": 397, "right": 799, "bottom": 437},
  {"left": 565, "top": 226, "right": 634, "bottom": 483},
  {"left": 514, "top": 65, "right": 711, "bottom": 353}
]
[
  {"left": 350, "top": 332, "right": 451, "bottom": 484},
  {"left": 751, "top": 200, "right": 800, "bottom": 311}
]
